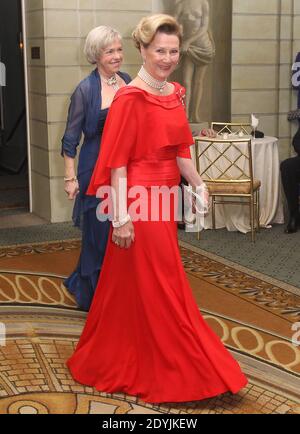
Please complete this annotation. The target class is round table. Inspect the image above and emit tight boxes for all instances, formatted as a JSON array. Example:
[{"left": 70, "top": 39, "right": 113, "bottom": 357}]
[{"left": 192, "top": 136, "right": 284, "bottom": 233}]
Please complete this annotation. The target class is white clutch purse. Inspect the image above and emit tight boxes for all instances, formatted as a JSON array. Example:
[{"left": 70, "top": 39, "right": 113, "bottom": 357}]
[{"left": 182, "top": 184, "right": 210, "bottom": 231}]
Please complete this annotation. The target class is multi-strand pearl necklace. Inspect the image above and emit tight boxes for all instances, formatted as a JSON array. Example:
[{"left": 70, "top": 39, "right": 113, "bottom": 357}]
[
  {"left": 101, "top": 73, "right": 120, "bottom": 91},
  {"left": 138, "top": 65, "right": 167, "bottom": 93}
]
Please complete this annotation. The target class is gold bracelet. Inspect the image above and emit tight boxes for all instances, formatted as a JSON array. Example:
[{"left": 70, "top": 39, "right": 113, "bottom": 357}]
[{"left": 64, "top": 176, "right": 78, "bottom": 182}]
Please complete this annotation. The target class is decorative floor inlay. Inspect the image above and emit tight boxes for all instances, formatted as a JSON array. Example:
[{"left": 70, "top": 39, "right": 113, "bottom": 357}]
[{"left": 0, "top": 239, "right": 299, "bottom": 414}]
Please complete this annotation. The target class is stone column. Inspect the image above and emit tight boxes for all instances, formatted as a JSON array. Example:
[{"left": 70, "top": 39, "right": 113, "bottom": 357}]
[
  {"left": 231, "top": 0, "right": 298, "bottom": 160},
  {"left": 25, "top": 0, "right": 152, "bottom": 222}
]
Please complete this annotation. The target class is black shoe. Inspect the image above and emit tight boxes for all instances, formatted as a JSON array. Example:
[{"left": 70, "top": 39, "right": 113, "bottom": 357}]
[{"left": 285, "top": 214, "right": 300, "bottom": 234}]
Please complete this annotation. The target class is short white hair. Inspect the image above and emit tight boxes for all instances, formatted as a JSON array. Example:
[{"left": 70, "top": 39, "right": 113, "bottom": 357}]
[{"left": 84, "top": 26, "right": 122, "bottom": 64}]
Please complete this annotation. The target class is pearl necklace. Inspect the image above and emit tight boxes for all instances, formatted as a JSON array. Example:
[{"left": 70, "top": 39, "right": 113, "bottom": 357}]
[
  {"left": 138, "top": 65, "right": 167, "bottom": 93},
  {"left": 101, "top": 73, "right": 120, "bottom": 91}
]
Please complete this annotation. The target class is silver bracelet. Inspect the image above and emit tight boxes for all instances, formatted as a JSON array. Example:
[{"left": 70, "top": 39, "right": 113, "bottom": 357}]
[{"left": 112, "top": 214, "right": 131, "bottom": 228}]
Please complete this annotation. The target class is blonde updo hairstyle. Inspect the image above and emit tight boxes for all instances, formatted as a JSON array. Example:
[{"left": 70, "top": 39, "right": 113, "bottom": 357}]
[
  {"left": 84, "top": 25, "right": 122, "bottom": 64},
  {"left": 132, "top": 14, "right": 182, "bottom": 51}
]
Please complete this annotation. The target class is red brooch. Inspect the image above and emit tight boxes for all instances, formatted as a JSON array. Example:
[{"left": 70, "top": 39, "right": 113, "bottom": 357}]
[{"left": 176, "top": 87, "right": 186, "bottom": 106}]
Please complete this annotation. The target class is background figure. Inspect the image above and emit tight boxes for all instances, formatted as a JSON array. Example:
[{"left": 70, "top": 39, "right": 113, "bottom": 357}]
[
  {"left": 282, "top": 53, "right": 300, "bottom": 233},
  {"left": 175, "top": 0, "right": 215, "bottom": 122},
  {"left": 61, "top": 26, "right": 131, "bottom": 311},
  {"left": 281, "top": 120, "right": 300, "bottom": 233}
]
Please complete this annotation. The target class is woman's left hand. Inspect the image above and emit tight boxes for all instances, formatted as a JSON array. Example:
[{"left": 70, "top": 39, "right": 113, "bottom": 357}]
[
  {"left": 192, "top": 184, "right": 210, "bottom": 216},
  {"left": 64, "top": 180, "right": 80, "bottom": 200},
  {"left": 202, "top": 187, "right": 210, "bottom": 214}
]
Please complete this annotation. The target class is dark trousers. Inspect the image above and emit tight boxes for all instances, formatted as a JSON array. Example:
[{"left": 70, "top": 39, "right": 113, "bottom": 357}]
[{"left": 280, "top": 156, "right": 300, "bottom": 215}]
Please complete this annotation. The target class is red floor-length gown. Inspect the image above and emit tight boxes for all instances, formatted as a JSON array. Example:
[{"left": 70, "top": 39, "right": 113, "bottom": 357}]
[{"left": 66, "top": 83, "right": 248, "bottom": 403}]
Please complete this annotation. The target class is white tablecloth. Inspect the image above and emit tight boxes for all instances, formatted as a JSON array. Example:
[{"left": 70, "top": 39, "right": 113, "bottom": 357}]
[{"left": 192, "top": 136, "right": 284, "bottom": 233}]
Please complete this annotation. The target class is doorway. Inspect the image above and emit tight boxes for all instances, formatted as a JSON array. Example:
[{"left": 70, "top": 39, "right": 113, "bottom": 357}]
[{"left": 0, "top": 0, "right": 29, "bottom": 219}]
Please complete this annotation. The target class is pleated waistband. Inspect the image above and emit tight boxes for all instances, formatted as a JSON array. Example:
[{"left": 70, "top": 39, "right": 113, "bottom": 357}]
[{"left": 127, "top": 158, "right": 180, "bottom": 187}]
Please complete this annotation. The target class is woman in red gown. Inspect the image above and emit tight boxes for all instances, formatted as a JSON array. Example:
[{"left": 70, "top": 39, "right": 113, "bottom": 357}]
[{"left": 67, "top": 14, "right": 248, "bottom": 403}]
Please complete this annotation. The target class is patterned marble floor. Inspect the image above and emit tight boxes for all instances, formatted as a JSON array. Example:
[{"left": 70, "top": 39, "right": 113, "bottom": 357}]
[
  {"left": 1, "top": 221, "right": 299, "bottom": 288},
  {"left": 0, "top": 240, "right": 299, "bottom": 414}
]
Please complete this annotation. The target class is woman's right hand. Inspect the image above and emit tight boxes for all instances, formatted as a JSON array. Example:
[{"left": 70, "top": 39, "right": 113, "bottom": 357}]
[
  {"left": 112, "top": 220, "right": 135, "bottom": 249},
  {"left": 64, "top": 180, "right": 80, "bottom": 200}
]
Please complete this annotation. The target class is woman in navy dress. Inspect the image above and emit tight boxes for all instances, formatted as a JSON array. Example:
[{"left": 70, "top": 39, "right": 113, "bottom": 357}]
[{"left": 61, "top": 26, "right": 131, "bottom": 311}]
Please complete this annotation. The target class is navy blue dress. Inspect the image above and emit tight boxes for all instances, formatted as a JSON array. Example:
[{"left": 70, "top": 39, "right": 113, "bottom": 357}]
[{"left": 61, "top": 68, "right": 131, "bottom": 311}]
